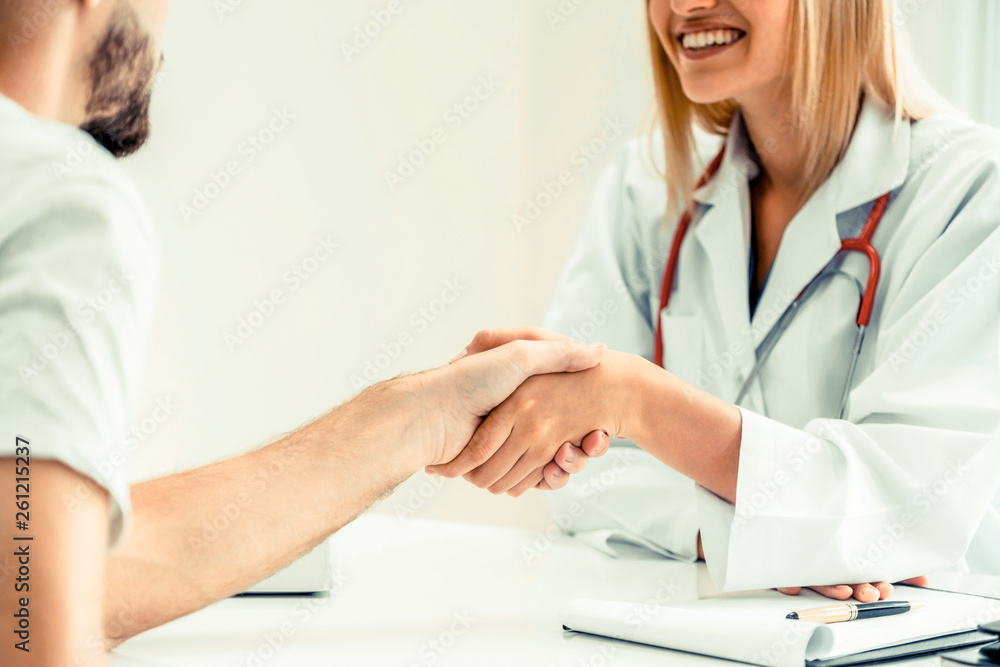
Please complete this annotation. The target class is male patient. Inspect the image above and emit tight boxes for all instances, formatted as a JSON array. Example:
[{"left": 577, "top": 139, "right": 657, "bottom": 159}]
[{"left": 0, "top": 1, "right": 608, "bottom": 664}]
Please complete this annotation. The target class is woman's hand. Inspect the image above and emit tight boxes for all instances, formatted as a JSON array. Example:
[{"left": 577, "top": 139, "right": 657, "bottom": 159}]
[
  {"left": 530, "top": 429, "right": 610, "bottom": 493},
  {"left": 427, "top": 328, "right": 615, "bottom": 495},
  {"left": 776, "top": 577, "right": 930, "bottom": 602},
  {"left": 426, "top": 332, "right": 633, "bottom": 495}
]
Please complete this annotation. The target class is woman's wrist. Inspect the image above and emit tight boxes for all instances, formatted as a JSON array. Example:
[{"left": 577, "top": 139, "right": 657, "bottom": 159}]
[
  {"left": 614, "top": 352, "right": 670, "bottom": 445},
  {"left": 618, "top": 354, "right": 742, "bottom": 502}
]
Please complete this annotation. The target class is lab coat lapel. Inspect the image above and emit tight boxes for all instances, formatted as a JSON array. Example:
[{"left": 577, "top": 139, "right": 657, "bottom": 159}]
[
  {"left": 690, "top": 118, "right": 757, "bottom": 378},
  {"left": 750, "top": 96, "right": 912, "bottom": 346}
]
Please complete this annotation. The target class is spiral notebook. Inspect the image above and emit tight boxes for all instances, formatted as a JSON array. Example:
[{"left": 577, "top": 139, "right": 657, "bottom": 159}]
[{"left": 560, "top": 585, "right": 999, "bottom": 667}]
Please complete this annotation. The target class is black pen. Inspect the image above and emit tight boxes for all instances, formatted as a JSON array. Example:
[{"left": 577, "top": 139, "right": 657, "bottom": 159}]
[{"left": 786, "top": 601, "right": 926, "bottom": 624}]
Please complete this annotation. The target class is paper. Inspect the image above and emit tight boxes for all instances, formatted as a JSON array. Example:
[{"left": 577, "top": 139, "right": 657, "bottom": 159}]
[{"left": 560, "top": 585, "right": 1000, "bottom": 667}]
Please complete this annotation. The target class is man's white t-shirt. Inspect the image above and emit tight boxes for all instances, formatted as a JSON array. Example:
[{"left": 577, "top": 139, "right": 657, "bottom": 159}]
[{"left": 0, "top": 93, "right": 157, "bottom": 546}]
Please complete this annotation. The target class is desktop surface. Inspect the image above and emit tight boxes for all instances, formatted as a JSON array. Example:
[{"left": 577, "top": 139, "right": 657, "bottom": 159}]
[{"left": 111, "top": 514, "right": 980, "bottom": 666}]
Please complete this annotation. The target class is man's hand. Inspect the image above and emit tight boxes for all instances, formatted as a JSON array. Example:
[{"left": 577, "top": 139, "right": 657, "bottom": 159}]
[
  {"left": 425, "top": 345, "right": 635, "bottom": 495},
  {"left": 412, "top": 336, "right": 607, "bottom": 471},
  {"left": 425, "top": 327, "right": 617, "bottom": 495}
]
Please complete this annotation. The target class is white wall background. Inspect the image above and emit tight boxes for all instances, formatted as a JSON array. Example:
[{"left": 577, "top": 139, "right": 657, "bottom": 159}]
[{"left": 121, "top": 0, "right": 999, "bottom": 531}]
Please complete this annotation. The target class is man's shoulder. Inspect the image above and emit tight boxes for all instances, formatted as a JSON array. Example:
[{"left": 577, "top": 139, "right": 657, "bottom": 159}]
[{"left": 0, "top": 98, "right": 155, "bottom": 255}]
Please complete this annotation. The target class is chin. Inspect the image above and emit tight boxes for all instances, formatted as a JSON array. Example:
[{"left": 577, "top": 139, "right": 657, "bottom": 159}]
[{"left": 680, "top": 84, "right": 733, "bottom": 106}]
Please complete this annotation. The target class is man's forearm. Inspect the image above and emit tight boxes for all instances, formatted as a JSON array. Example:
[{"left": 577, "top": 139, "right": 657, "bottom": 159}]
[{"left": 105, "top": 376, "right": 425, "bottom": 646}]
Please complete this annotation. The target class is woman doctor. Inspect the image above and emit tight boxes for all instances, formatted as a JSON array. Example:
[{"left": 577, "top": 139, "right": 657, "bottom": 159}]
[{"left": 430, "top": 0, "right": 1000, "bottom": 600}]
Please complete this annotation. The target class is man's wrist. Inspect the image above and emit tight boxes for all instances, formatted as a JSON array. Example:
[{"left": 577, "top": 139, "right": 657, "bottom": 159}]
[{"left": 320, "top": 375, "right": 428, "bottom": 482}]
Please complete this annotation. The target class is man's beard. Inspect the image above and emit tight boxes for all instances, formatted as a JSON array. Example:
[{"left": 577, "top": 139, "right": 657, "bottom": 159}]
[{"left": 79, "top": 3, "right": 158, "bottom": 158}]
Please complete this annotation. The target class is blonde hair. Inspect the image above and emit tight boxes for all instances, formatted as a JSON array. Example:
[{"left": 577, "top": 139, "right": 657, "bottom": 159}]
[{"left": 648, "top": 0, "right": 939, "bottom": 213}]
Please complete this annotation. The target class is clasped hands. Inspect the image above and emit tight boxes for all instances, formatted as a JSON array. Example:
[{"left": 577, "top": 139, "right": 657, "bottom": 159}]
[
  {"left": 426, "top": 327, "right": 625, "bottom": 495},
  {"left": 425, "top": 326, "right": 927, "bottom": 604}
]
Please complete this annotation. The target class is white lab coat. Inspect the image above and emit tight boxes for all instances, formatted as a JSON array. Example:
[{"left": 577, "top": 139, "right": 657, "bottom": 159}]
[{"left": 545, "top": 95, "right": 1000, "bottom": 591}]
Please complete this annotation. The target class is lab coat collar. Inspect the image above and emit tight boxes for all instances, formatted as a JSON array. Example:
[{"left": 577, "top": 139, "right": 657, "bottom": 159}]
[
  {"left": 692, "top": 94, "right": 911, "bottom": 216},
  {"left": 753, "top": 95, "right": 912, "bottom": 349},
  {"left": 823, "top": 94, "right": 911, "bottom": 214},
  {"left": 683, "top": 94, "right": 912, "bottom": 378}
]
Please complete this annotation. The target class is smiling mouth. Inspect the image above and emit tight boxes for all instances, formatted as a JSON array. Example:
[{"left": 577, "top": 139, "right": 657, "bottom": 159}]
[{"left": 679, "top": 28, "right": 746, "bottom": 53}]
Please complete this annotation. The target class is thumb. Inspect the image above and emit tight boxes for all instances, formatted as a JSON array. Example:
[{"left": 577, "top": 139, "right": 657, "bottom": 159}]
[
  {"left": 450, "top": 327, "right": 583, "bottom": 363},
  {"left": 494, "top": 339, "right": 606, "bottom": 378},
  {"left": 451, "top": 339, "right": 606, "bottom": 417}
]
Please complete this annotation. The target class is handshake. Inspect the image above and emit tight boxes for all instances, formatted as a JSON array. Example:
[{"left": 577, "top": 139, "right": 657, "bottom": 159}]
[{"left": 396, "top": 326, "right": 641, "bottom": 496}]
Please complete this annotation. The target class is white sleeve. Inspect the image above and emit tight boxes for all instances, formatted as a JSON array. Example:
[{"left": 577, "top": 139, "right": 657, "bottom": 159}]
[
  {"left": 544, "top": 143, "right": 701, "bottom": 561},
  {"left": 0, "top": 175, "right": 157, "bottom": 547},
  {"left": 698, "top": 167, "right": 1000, "bottom": 590}
]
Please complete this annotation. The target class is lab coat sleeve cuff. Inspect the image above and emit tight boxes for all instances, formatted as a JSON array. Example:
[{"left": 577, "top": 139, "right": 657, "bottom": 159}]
[{"left": 696, "top": 406, "right": 782, "bottom": 591}]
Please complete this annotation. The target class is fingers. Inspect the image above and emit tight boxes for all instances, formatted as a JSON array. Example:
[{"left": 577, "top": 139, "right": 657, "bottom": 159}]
[
  {"left": 786, "top": 581, "right": 906, "bottom": 603},
  {"left": 553, "top": 442, "right": 588, "bottom": 474},
  {"left": 898, "top": 576, "right": 928, "bottom": 587},
  {"left": 488, "top": 446, "right": 548, "bottom": 495},
  {"left": 849, "top": 583, "right": 882, "bottom": 602},
  {"left": 580, "top": 430, "right": 609, "bottom": 458},
  {"left": 506, "top": 467, "right": 545, "bottom": 497},
  {"left": 807, "top": 585, "right": 855, "bottom": 600},
  {"left": 539, "top": 460, "right": 569, "bottom": 490},
  {"left": 462, "top": 424, "right": 529, "bottom": 490},
  {"left": 450, "top": 327, "right": 579, "bottom": 362},
  {"left": 426, "top": 412, "right": 512, "bottom": 479}
]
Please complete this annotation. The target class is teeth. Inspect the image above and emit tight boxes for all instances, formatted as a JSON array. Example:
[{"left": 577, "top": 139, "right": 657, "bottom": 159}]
[{"left": 682, "top": 29, "right": 742, "bottom": 51}]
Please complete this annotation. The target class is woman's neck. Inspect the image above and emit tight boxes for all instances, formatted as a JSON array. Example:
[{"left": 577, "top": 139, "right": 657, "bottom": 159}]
[{"left": 738, "top": 88, "right": 811, "bottom": 196}]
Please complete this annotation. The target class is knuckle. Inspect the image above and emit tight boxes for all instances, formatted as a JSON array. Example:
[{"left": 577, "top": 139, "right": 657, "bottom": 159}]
[
  {"left": 469, "top": 440, "right": 494, "bottom": 465},
  {"left": 472, "top": 329, "right": 494, "bottom": 350},
  {"left": 470, "top": 474, "right": 492, "bottom": 490}
]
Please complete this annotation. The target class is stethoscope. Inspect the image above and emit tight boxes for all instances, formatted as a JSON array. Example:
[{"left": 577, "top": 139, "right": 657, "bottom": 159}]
[{"left": 653, "top": 148, "right": 890, "bottom": 419}]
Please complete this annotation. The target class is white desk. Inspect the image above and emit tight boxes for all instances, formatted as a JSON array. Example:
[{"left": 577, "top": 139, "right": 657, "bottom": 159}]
[{"left": 111, "top": 515, "right": 968, "bottom": 666}]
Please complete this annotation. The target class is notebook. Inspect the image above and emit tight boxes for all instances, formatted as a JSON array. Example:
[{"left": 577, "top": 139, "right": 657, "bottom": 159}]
[{"left": 560, "top": 585, "right": 1000, "bottom": 667}]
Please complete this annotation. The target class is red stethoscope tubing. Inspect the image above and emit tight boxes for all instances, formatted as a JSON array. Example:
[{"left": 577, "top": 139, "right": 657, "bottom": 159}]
[{"left": 653, "top": 148, "right": 888, "bottom": 369}]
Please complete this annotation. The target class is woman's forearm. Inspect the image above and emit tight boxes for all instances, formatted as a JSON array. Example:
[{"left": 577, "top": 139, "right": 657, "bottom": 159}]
[{"left": 621, "top": 354, "right": 742, "bottom": 503}]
